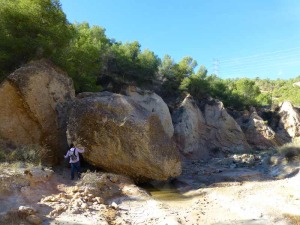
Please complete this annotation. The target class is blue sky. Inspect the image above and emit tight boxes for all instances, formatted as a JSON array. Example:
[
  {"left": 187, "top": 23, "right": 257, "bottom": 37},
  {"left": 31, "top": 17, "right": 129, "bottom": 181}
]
[{"left": 60, "top": 0, "right": 300, "bottom": 80}]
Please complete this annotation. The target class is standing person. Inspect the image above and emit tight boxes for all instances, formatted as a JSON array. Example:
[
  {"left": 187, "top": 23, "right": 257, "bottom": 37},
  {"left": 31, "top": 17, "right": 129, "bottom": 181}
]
[{"left": 64, "top": 144, "right": 85, "bottom": 180}]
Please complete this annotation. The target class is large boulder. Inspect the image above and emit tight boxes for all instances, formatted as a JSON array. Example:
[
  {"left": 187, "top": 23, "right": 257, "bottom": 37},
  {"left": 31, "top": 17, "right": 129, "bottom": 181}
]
[
  {"left": 67, "top": 92, "right": 181, "bottom": 181},
  {"left": 0, "top": 60, "right": 75, "bottom": 163},
  {"left": 172, "top": 97, "right": 250, "bottom": 158},
  {"left": 274, "top": 101, "right": 300, "bottom": 143},
  {"left": 172, "top": 95, "right": 209, "bottom": 159},
  {"left": 125, "top": 86, "right": 174, "bottom": 138},
  {"left": 237, "top": 110, "right": 279, "bottom": 150}
]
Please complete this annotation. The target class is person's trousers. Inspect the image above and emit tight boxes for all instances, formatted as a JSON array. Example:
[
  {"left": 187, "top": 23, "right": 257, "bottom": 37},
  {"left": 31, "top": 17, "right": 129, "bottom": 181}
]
[{"left": 70, "top": 161, "right": 81, "bottom": 180}]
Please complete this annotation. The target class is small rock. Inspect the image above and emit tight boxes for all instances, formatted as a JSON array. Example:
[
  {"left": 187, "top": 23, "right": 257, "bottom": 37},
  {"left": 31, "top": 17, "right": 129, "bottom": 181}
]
[
  {"left": 58, "top": 193, "right": 66, "bottom": 198},
  {"left": 81, "top": 203, "right": 88, "bottom": 209},
  {"left": 26, "top": 215, "right": 42, "bottom": 225},
  {"left": 41, "top": 196, "right": 57, "bottom": 202},
  {"left": 71, "top": 186, "right": 79, "bottom": 193},
  {"left": 94, "top": 197, "right": 104, "bottom": 204},
  {"left": 99, "top": 204, "right": 106, "bottom": 210},
  {"left": 18, "top": 206, "right": 36, "bottom": 217},
  {"left": 109, "top": 176, "right": 119, "bottom": 183},
  {"left": 111, "top": 202, "right": 118, "bottom": 209},
  {"left": 73, "top": 192, "right": 81, "bottom": 199}
]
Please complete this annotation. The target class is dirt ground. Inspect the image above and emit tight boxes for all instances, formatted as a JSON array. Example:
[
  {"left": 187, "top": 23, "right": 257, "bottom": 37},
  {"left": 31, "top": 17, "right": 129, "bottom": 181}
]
[
  {"left": 113, "top": 155, "right": 300, "bottom": 225},
  {"left": 1, "top": 153, "right": 300, "bottom": 225}
]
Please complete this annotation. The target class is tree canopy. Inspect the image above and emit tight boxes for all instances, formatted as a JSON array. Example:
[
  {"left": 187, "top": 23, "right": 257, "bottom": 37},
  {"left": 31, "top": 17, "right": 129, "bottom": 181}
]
[
  {"left": 0, "top": 0, "right": 73, "bottom": 80},
  {"left": 1, "top": 0, "right": 300, "bottom": 109},
  {"left": 52, "top": 22, "right": 109, "bottom": 92}
]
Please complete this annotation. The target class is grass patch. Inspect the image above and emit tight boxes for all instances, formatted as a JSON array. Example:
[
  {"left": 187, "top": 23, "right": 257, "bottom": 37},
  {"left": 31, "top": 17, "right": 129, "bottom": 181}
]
[
  {"left": 0, "top": 162, "right": 47, "bottom": 193},
  {"left": 0, "top": 144, "right": 50, "bottom": 165},
  {"left": 277, "top": 143, "right": 300, "bottom": 162},
  {"left": 0, "top": 163, "right": 29, "bottom": 193},
  {"left": 283, "top": 213, "right": 300, "bottom": 225}
]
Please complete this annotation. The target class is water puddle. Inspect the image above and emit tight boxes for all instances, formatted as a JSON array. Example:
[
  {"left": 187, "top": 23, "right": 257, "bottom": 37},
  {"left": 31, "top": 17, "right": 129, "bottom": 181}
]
[{"left": 140, "top": 183, "right": 191, "bottom": 202}]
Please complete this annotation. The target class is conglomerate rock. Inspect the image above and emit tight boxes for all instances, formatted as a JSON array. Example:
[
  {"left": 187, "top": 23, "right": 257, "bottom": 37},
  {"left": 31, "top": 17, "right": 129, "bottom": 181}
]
[
  {"left": 125, "top": 86, "right": 174, "bottom": 138},
  {"left": 0, "top": 59, "right": 75, "bottom": 163},
  {"left": 67, "top": 92, "right": 181, "bottom": 181}
]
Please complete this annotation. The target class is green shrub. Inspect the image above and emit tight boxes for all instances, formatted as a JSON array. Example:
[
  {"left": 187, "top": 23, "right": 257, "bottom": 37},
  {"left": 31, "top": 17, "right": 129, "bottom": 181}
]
[
  {"left": 0, "top": 148, "right": 6, "bottom": 162},
  {"left": 0, "top": 0, "right": 73, "bottom": 80}
]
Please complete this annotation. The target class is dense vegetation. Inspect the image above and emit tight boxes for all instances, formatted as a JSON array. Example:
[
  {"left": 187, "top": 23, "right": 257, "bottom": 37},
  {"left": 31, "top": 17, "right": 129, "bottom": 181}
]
[{"left": 1, "top": 0, "right": 300, "bottom": 109}]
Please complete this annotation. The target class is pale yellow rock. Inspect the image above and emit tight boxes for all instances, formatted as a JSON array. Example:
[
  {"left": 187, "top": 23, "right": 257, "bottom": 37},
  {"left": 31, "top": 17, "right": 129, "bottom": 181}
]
[
  {"left": 0, "top": 60, "right": 75, "bottom": 164},
  {"left": 173, "top": 96, "right": 250, "bottom": 158},
  {"left": 67, "top": 91, "right": 181, "bottom": 181},
  {"left": 59, "top": 193, "right": 66, "bottom": 198},
  {"left": 276, "top": 101, "right": 300, "bottom": 143},
  {"left": 109, "top": 176, "right": 119, "bottom": 183},
  {"left": 237, "top": 110, "right": 278, "bottom": 150},
  {"left": 81, "top": 203, "right": 88, "bottom": 209},
  {"left": 125, "top": 86, "right": 174, "bottom": 138},
  {"left": 73, "top": 192, "right": 81, "bottom": 199},
  {"left": 71, "top": 186, "right": 79, "bottom": 193}
]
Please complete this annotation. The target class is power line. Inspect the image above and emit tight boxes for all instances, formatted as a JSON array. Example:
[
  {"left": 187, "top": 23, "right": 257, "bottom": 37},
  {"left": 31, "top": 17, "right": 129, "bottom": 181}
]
[
  {"left": 216, "top": 47, "right": 300, "bottom": 78},
  {"left": 220, "top": 47, "right": 300, "bottom": 63},
  {"left": 213, "top": 58, "right": 220, "bottom": 75},
  {"left": 221, "top": 59, "right": 300, "bottom": 71}
]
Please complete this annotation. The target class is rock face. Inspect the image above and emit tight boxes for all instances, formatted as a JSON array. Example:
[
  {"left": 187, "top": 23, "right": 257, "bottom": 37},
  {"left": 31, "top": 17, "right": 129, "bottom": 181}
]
[
  {"left": 0, "top": 60, "right": 75, "bottom": 163},
  {"left": 237, "top": 110, "right": 279, "bottom": 150},
  {"left": 172, "top": 95, "right": 209, "bottom": 159},
  {"left": 203, "top": 100, "right": 250, "bottom": 153},
  {"left": 125, "top": 86, "right": 174, "bottom": 138},
  {"left": 274, "top": 101, "right": 300, "bottom": 143},
  {"left": 173, "top": 97, "right": 250, "bottom": 158},
  {"left": 67, "top": 92, "right": 181, "bottom": 181}
]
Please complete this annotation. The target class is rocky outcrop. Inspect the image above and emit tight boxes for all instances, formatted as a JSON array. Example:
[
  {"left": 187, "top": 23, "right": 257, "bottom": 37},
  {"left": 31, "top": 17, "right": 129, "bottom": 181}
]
[
  {"left": 125, "top": 86, "right": 174, "bottom": 138},
  {"left": 274, "top": 101, "right": 300, "bottom": 143},
  {"left": 172, "top": 97, "right": 250, "bottom": 158},
  {"left": 172, "top": 95, "right": 209, "bottom": 159},
  {"left": 0, "top": 60, "right": 75, "bottom": 163},
  {"left": 237, "top": 110, "right": 279, "bottom": 150},
  {"left": 203, "top": 100, "right": 250, "bottom": 153},
  {"left": 67, "top": 92, "right": 181, "bottom": 181}
]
